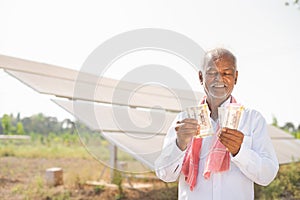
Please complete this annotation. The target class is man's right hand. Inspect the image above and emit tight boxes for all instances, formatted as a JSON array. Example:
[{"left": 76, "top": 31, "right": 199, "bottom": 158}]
[{"left": 175, "top": 118, "right": 200, "bottom": 151}]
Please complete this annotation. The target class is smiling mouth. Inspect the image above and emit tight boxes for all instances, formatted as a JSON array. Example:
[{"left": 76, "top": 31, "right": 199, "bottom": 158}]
[{"left": 211, "top": 83, "right": 227, "bottom": 88}]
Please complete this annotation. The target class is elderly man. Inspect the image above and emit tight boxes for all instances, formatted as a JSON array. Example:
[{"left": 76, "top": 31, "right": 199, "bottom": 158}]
[{"left": 155, "top": 48, "right": 279, "bottom": 200}]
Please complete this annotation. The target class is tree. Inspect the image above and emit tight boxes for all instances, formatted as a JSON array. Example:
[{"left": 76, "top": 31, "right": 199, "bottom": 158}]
[
  {"left": 24, "top": 113, "right": 60, "bottom": 135},
  {"left": 281, "top": 122, "right": 296, "bottom": 133},
  {"left": 272, "top": 116, "right": 278, "bottom": 127},
  {"left": 0, "top": 122, "right": 3, "bottom": 134},
  {"left": 62, "top": 119, "right": 75, "bottom": 134},
  {"left": 1, "top": 114, "right": 12, "bottom": 134},
  {"left": 285, "top": 0, "right": 300, "bottom": 8},
  {"left": 16, "top": 122, "right": 25, "bottom": 135},
  {"left": 16, "top": 112, "right": 21, "bottom": 122}
]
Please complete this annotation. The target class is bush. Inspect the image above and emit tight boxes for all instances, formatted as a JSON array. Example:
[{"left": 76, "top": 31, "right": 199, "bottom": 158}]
[{"left": 255, "top": 162, "right": 300, "bottom": 199}]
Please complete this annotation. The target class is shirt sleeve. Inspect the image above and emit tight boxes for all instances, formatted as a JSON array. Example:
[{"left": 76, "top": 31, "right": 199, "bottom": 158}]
[
  {"left": 231, "top": 110, "right": 279, "bottom": 186},
  {"left": 154, "top": 112, "right": 187, "bottom": 182}
]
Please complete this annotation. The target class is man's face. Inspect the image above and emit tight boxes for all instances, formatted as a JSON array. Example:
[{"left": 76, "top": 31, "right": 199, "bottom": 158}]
[{"left": 200, "top": 55, "right": 238, "bottom": 101}]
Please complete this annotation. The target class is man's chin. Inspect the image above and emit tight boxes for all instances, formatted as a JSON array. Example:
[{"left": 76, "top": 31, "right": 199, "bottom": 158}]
[{"left": 207, "top": 92, "right": 229, "bottom": 100}]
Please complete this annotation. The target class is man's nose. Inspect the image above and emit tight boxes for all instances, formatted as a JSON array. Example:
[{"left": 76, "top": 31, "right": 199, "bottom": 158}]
[{"left": 214, "top": 72, "right": 222, "bottom": 81}]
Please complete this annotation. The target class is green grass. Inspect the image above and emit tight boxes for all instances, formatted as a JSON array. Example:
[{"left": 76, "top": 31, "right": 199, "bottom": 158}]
[
  {"left": 0, "top": 133, "right": 91, "bottom": 159},
  {"left": 0, "top": 133, "right": 136, "bottom": 162},
  {"left": 0, "top": 142, "right": 90, "bottom": 159}
]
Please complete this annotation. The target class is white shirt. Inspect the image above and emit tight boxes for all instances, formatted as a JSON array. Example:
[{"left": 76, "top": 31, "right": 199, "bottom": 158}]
[{"left": 155, "top": 98, "right": 279, "bottom": 200}]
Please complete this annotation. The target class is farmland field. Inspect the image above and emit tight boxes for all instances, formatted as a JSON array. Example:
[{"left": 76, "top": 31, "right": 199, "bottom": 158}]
[
  {"left": 0, "top": 136, "right": 177, "bottom": 200},
  {"left": 0, "top": 134, "right": 299, "bottom": 200}
]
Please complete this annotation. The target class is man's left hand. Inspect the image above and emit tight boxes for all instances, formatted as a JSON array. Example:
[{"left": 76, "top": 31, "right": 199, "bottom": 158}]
[{"left": 218, "top": 128, "right": 244, "bottom": 156}]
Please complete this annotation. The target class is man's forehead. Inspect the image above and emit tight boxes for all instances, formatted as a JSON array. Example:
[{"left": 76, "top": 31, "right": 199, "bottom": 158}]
[
  {"left": 205, "top": 66, "right": 235, "bottom": 73},
  {"left": 207, "top": 53, "right": 235, "bottom": 64},
  {"left": 205, "top": 57, "right": 236, "bottom": 70}
]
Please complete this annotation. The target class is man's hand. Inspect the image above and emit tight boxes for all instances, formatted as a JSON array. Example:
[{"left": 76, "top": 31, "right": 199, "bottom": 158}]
[
  {"left": 175, "top": 118, "right": 200, "bottom": 151},
  {"left": 218, "top": 127, "right": 244, "bottom": 156}
]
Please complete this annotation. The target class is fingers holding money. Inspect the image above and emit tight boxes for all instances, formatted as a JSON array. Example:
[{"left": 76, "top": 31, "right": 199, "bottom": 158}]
[
  {"left": 175, "top": 119, "right": 199, "bottom": 131},
  {"left": 175, "top": 118, "right": 200, "bottom": 150},
  {"left": 218, "top": 127, "right": 244, "bottom": 156}
]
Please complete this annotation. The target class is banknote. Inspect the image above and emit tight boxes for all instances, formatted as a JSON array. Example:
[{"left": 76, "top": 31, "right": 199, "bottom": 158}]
[
  {"left": 223, "top": 104, "right": 244, "bottom": 129},
  {"left": 186, "top": 104, "right": 213, "bottom": 137}
]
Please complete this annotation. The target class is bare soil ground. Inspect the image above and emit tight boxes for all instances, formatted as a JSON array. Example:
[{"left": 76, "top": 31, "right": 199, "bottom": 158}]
[{"left": 0, "top": 157, "right": 177, "bottom": 200}]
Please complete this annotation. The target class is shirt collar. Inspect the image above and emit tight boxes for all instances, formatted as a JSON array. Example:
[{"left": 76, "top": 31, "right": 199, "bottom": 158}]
[
  {"left": 203, "top": 96, "right": 232, "bottom": 108},
  {"left": 220, "top": 96, "right": 232, "bottom": 108}
]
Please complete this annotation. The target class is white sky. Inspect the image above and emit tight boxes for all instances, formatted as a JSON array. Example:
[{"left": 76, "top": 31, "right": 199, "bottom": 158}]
[{"left": 0, "top": 0, "right": 299, "bottom": 126}]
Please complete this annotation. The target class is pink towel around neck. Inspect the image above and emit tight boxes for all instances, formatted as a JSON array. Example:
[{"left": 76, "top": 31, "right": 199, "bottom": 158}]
[
  {"left": 203, "top": 135, "right": 230, "bottom": 179},
  {"left": 181, "top": 96, "right": 237, "bottom": 191},
  {"left": 181, "top": 137, "right": 203, "bottom": 191},
  {"left": 181, "top": 130, "right": 229, "bottom": 191}
]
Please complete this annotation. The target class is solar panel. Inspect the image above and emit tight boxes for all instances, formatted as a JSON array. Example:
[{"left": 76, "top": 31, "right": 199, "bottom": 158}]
[
  {"left": 267, "top": 125, "right": 295, "bottom": 139},
  {"left": 0, "top": 55, "right": 78, "bottom": 79},
  {"left": 6, "top": 70, "right": 75, "bottom": 98},
  {"left": 0, "top": 54, "right": 201, "bottom": 101},
  {"left": 53, "top": 99, "right": 177, "bottom": 134},
  {"left": 271, "top": 139, "right": 300, "bottom": 164},
  {"left": 6, "top": 70, "right": 202, "bottom": 112},
  {"left": 102, "top": 132, "right": 164, "bottom": 170},
  {"left": 53, "top": 99, "right": 174, "bottom": 170}
]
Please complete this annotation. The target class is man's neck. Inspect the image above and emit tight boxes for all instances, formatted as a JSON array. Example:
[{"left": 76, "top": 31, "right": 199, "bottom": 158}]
[{"left": 206, "top": 96, "right": 231, "bottom": 121}]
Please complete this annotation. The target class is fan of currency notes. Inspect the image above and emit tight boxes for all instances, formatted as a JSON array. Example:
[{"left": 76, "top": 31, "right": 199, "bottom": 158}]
[{"left": 185, "top": 103, "right": 244, "bottom": 138}]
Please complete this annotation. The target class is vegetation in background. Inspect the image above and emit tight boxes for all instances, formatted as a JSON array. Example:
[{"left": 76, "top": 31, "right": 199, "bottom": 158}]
[
  {"left": 252, "top": 116, "right": 300, "bottom": 199},
  {"left": 272, "top": 116, "right": 300, "bottom": 139},
  {"left": 255, "top": 162, "right": 300, "bottom": 199},
  {"left": 0, "top": 112, "right": 93, "bottom": 136},
  {"left": 0, "top": 113, "right": 98, "bottom": 159},
  {"left": 285, "top": 0, "right": 300, "bottom": 7},
  {"left": 0, "top": 113, "right": 135, "bottom": 162},
  {"left": 112, "top": 169, "right": 125, "bottom": 200}
]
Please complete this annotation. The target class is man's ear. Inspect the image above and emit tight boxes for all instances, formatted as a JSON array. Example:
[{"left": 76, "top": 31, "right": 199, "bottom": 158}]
[
  {"left": 199, "top": 71, "right": 204, "bottom": 85},
  {"left": 235, "top": 70, "right": 238, "bottom": 84}
]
